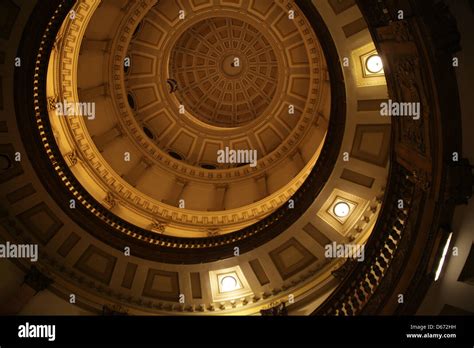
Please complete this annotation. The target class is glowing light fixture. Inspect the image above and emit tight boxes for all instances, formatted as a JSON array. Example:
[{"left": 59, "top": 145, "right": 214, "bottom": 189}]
[
  {"left": 365, "top": 54, "right": 383, "bottom": 74},
  {"left": 333, "top": 201, "right": 350, "bottom": 218},
  {"left": 220, "top": 275, "right": 239, "bottom": 292},
  {"left": 435, "top": 232, "right": 453, "bottom": 281},
  {"left": 212, "top": 269, "right": 252, "bottom": 301}
]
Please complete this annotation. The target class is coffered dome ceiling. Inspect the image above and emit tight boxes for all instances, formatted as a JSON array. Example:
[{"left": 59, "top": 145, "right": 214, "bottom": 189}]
[
  {"left": 50, "top": 0, "right": 331, "bottom": 237},
  {"left": 169, "top": 17, "right": 278, "bottom": 127},
  {"left": 4, "top": 0, "right": 409, "bottom": 316}
]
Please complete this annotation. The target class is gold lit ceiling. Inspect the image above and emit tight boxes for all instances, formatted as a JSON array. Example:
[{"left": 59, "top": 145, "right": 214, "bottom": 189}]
[
  {"left": 10, "top": 0, "right": 392, "bottom": 315},
  {"left": 48, "top": 0, "right": 330, "bottom": 237},
  {"left": 3, "top": 0, "right": 468, "bottom": 321}
]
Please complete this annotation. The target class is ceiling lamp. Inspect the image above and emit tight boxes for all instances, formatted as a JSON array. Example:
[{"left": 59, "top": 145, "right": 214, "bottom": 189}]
[
  {"left": 220, "top": 275, "right": 239, "bottom": 292},
  {"left": 211, "top": 269, "right": 252, "bottom": 301},
  {"left": 333, "top": 201, "right": 351, "bottom": 218},
  {"left": 365, "top": 54, "right": 383, "bottom": 74}
]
